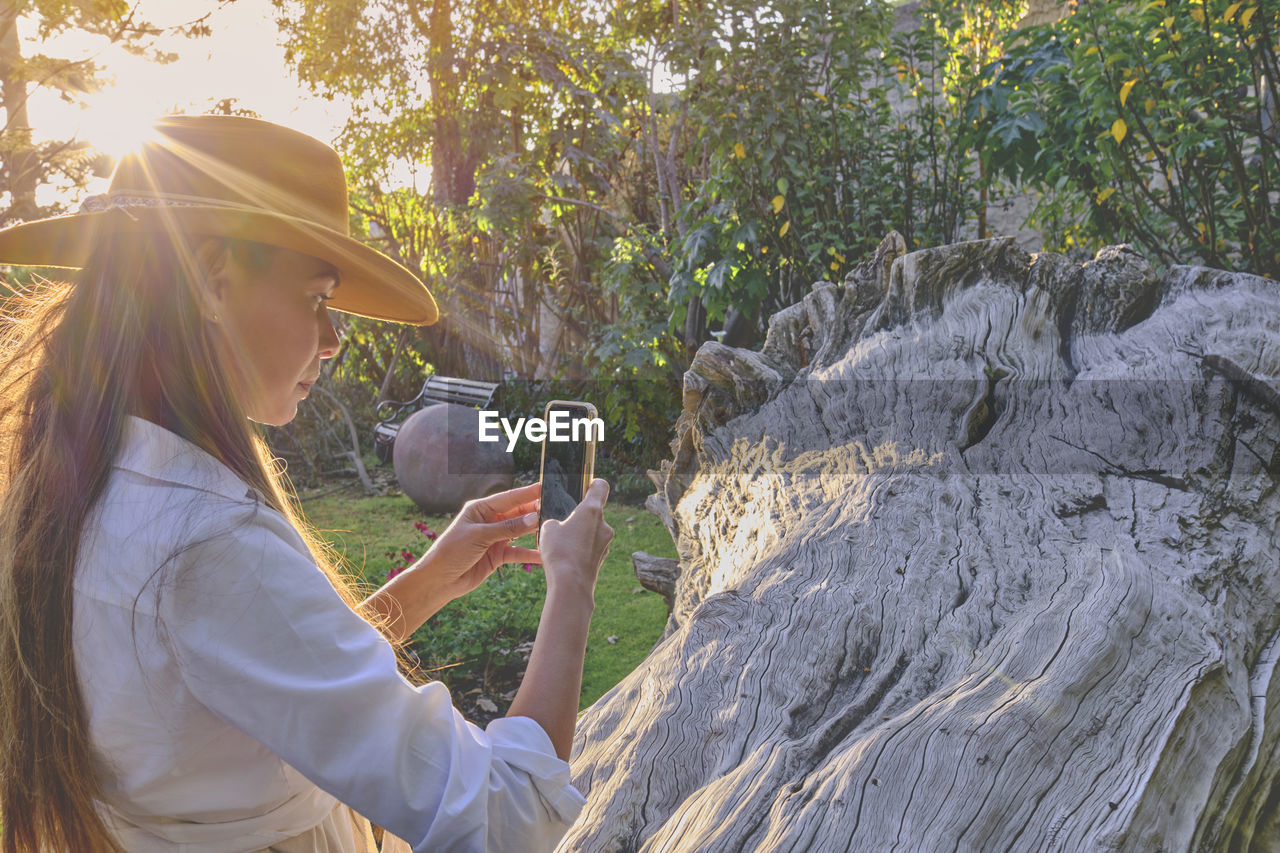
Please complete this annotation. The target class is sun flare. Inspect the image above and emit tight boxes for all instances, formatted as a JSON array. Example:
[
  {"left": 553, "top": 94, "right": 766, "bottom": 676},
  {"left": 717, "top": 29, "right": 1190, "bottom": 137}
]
[{"left": 75, "top": 87, "right": 164, "bottom": 160}]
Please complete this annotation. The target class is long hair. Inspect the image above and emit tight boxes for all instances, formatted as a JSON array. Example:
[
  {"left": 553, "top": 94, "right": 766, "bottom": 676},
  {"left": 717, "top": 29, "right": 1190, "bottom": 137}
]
[{"left": 0, "top": 229, "right": 364, "bottom": 852}]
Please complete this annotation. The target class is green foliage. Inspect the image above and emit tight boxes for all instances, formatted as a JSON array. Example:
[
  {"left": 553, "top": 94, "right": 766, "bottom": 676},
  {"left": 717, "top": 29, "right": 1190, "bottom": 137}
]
[
  {"left": 889, "top": 0, "right": 1029, "bottom": 246},
  {"left": 269, "top": 0, "right": 1043, "bottom": 484},
  {"left": 276, "top": 0, "right": 641, "bottom": 371},
  {"left": 653, "top": 0, "right": 900, "bottom": 329},
  {"left": 327, "top": 314, "right": 433, "bottom": 419},
  {"left": 412, "top": 563, "right": 547, "bottom": 692},
  {"left": 611, "top": 0, "right": 1028, "bottom": 339},
  {"left": 969, "top": 0, "right": 1280, "bottom": 276},
  {"left": 278, "top": 0, "right": 682, "bottom": 477}
]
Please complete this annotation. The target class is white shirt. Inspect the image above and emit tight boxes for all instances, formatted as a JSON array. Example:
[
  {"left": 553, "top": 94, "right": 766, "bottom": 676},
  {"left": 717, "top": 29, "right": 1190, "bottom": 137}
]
[{"left": 73, "top": 416, "right": 585, "bottom": 852}]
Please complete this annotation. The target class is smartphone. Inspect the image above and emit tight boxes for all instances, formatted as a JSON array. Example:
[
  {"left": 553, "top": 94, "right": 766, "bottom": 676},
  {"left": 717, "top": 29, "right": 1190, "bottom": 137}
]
[{"left": 537, "top": 400, "right": 598, "bottom": 542}]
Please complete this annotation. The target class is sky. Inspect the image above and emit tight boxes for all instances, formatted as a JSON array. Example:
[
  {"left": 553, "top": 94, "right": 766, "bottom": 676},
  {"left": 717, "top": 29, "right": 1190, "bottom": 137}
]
[{"left": 32, "top": 0, "right": 351, "bottom": 201}]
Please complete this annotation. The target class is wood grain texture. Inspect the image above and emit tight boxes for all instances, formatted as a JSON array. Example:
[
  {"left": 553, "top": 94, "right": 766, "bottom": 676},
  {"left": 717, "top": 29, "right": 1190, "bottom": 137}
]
[
  {"left": 632, "top": 551, "right": 679, "bottom": 613},
  {"left": 561, "top": 236, "right": 1280, "bottom": 852}
]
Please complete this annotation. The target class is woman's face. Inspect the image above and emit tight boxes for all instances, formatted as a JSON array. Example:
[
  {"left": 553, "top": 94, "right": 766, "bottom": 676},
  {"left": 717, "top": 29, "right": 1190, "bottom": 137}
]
[{"left": 209, "top": 244, "right": 341, "bottom": 426}]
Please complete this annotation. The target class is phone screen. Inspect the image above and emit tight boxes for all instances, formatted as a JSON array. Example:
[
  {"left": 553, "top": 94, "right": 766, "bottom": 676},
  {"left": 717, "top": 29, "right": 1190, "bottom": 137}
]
[{"left": 538, "top": 401, "right": 596, "bottom": 529}]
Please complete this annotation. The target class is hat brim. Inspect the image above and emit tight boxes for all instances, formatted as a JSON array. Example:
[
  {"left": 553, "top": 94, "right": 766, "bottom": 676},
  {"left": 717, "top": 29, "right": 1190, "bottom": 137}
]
[{"left": 0, "top": 206, "right": 438, "bottom": 325}]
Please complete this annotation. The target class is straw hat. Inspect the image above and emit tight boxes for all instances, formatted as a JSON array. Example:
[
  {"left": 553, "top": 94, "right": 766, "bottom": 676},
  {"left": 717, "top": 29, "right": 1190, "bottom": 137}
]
[{"left": 0, "top": 115, "right": 438, "bottom": 325}]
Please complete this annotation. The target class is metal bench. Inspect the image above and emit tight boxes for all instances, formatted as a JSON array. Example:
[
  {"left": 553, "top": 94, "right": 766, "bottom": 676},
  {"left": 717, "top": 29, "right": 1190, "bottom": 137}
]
[{"left": 373, "top": 375, "right": 500, "bottom": 464}]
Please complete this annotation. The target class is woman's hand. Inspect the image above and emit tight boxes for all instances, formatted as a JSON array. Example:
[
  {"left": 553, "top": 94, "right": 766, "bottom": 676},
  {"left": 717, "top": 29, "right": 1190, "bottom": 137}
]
[
  {"left": 420, "top": 481, "right": 543, "bottom": 602},
  {"left": 506, "top": 478, "right": 613, "bottom": 759},
  {"left": 536, "top": 478, "right": 614, "bottom": 601},
  {"left": 361, "top": 482, "right": 541, "bottom": 643}
]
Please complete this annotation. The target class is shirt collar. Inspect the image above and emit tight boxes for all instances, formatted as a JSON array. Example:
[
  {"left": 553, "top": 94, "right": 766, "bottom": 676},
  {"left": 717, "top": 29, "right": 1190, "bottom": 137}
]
[{"left": 116, "top": 416, "right": 260, "bottom": 503}]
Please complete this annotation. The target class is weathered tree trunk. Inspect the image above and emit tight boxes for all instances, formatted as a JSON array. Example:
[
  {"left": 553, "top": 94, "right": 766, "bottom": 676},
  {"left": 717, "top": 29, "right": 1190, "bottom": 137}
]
[{"left": 563, "top": 234, "right": 1280, "bottom": 851}]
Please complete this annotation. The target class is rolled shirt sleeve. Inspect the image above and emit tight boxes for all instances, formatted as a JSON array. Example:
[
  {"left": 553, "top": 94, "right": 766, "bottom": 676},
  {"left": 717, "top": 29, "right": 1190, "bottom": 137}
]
[{"left": 160, "top": 502, "right": 585, "bottom": 852}]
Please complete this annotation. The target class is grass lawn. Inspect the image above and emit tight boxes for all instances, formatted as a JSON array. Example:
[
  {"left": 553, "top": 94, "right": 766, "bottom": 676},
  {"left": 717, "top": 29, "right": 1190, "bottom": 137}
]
[{"left": 301, "top": 488, "right": 675, "bottom": 710}]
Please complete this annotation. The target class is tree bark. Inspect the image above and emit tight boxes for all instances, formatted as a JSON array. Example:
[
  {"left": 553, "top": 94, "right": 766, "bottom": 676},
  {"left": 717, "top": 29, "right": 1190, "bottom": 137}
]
[
  {"left": 376, "top": 326, "right": 412, "bottom": 405},
  {"left": 0, "top": 1, "right": 37, "bottom": 224},
  {"left": 632, "top": 551, "right": 678, "bottom": 613},
  {"left": 564, "top": 235, "right": 1280, "bottom": 851}
]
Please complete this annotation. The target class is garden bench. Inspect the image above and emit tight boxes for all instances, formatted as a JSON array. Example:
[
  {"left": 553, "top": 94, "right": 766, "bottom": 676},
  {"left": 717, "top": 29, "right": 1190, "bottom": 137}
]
[{"left": 373, "top": 375, "right": 500, "bottom": 464}]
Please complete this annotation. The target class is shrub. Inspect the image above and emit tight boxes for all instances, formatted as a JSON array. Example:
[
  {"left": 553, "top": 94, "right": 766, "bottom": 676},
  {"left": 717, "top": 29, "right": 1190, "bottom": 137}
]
[
  {"left": 968, "top": 0, "right": 1280, "bottom": 276},
  {"left": 411, "top": 564, "right": 546, "bottom": 695}
]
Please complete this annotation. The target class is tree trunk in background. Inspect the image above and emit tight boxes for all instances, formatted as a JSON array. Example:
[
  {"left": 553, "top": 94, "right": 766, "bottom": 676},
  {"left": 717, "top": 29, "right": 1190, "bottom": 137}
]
[
  {"left": 563, "top": 234, "right": 1280, "bottom": 851},
  {"left": 0, "top": 1, "right": 37, "bottom": 225},
  {"left": 375, "top": 327, "right": 411, "bottom": 405},
  {"left": 427, "top": 0, "right": 460, "bottom": 207}
]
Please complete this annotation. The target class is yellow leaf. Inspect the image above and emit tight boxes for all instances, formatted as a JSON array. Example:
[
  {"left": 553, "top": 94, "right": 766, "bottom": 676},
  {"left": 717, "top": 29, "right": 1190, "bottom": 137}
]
[
  {"left": 761, "top": 245, "right": 769, "bottom": 254},
  {"left": 829, "top": 261, "right": 840, "bottom": 272},
  {"left": 1241, "top": 6, "right": 1256, "bottom": 27},
  {"left": 1120, "top": 79, "right": 1137, "bottom": 107},
  {"left": 833, "top": 252, "right": 845, "bottom": 264},
  {"left": 1144, "top": 0, "right": 1165, "bottom": 7},
  {"left": 1096, "top": 187, "right": 1116, "bottom": 204},
  {"left": 1224, "top": 2, "right": 1241, "bottom": 22},
  {"left": 779, "top": 221, "right": 790, "bottom": 238},
  {"left": 771, "top": 195, "right": 785, "bottom": 214},
  {"left": 734, "top": 143, "right": 745, "bottom": 159},
  {"left": 1085, "top": 45, "right": 1099, "bottom": 57},
  {"left": 813, "top": 91, "right": 827, "bottom": 102},
  {"left": 1171, "top": 31, "right": 1181, "bottom": 40},
  {"left": 1145, "top": 98, "right": 1157, "bottom": 114},
  {"left": 1190, "top": 7, "right": 1205, "bottom": 23},
  {"left": 1162, "top": 15, "right": 1174, "bottom": 28},
  {"left": 1111, "top": 118, "right": 1128, "bottom": 143}
]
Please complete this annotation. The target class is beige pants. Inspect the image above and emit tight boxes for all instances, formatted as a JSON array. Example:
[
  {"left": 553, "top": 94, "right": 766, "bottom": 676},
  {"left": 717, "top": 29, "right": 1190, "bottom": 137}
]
[{"left": 263, "top": 803, "right": 412, "bottom": 853}]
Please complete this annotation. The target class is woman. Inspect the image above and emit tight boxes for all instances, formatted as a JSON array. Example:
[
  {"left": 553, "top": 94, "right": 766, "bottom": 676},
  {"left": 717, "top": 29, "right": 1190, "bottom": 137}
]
[{"left": 0, "top": 115, "right": 612, "bottom": 852}]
